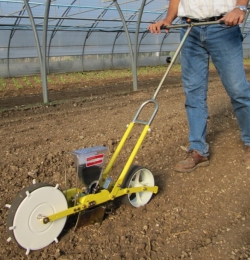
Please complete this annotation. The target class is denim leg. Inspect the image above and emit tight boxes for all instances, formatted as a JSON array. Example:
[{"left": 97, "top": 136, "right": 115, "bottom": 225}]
[
  {"left": 180, "top": 26, "right": 210, "bottom": 156},
  {"left": 207, "top": 25, "right": 250, "bottom": 146}
]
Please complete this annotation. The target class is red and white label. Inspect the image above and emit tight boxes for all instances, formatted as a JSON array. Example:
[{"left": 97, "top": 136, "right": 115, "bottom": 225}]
[{"left": 86, "top": 154, "right": 105, "bottom": 167}]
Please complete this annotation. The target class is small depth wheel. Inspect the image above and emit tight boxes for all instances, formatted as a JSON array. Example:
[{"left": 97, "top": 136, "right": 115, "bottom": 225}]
[
  {"left": 121, "top": 165, "right": 155, "bottom": 207},
  {"left": 7, "top": 183, "right": 68, "bottom": 252}
]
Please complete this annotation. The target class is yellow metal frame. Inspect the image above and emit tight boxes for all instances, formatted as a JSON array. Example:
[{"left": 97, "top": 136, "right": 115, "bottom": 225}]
[
  {"left": 46, "top": 24, "right": 199, "bottom": 223},
  {"left": 47, "top": 120, "right": 158, "bottom": 223}
]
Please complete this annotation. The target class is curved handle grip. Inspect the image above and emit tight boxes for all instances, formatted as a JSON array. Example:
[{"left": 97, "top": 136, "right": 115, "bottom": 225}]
[{"left": 132, "top": 99, "right": 159, "bottom": 126}]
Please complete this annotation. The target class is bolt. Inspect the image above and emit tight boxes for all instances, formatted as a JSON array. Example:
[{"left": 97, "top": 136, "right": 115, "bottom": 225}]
[{"left": 43, "top": 217, "right": 49, "bottom": 224}]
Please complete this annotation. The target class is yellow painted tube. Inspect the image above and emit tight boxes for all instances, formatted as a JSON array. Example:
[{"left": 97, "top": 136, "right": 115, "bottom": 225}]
[
  {"left": 48, "top": 189, "right": 110, "bottom": 222},
  {"left": 115, "top": 185, "right": 159, "bottom": 197},
  {"left": 102, "top": 122, "right": 134, "bottom": 182},
  {"left": 47, "top": 185, "right": 158, "bottom": 223},
  {"left": 110, "top": 125, "right": 150, "bottom": 197}
]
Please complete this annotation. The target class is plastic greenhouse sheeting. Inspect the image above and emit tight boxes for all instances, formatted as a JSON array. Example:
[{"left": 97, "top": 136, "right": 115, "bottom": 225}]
[
  {"left": 0, "top": 1, "right": 172, "bottom": 74},
  {"left": 1, "top": 0, "right": 250, "bottom": 103}
]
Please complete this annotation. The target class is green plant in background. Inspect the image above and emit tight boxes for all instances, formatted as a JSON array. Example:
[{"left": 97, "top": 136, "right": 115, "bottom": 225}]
[
  {"left": 33, "top": 76, "right": 41, "bottom": 84},
  {"left": 26, "top": 79, "right": 31, "bottom": 87},
  {"left": 77, "top": 72, "right": 86, "bottom": 78},
  {"left": 56, "top": 74, "right": 66, "bottom": 83},
  {"left": 12, "top": 77, "right": 22, "bottom": 89},
  {"left": 22, "top": 76, "right": 32, "bottom": 87},
  {"left": 59, "top": 75, "right": 66, "bottom": 83},
  {"left": 0, "top": 78, "right": 7, "bottom": 90},
  {"left": 76, "top": 72, "right": 90, "bottom": 82}
]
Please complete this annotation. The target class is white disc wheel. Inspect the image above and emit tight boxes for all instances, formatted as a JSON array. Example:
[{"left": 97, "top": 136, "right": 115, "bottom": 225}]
[
  {"left": 121, "top": 165, "right": 155, "bottom": 207},
  {"left": 7, "top": 183, "right": 68, "bottom": 252}
]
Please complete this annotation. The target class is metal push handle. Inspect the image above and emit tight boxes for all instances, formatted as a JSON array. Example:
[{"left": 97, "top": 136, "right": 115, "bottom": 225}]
[
  {"left": 152, "top": 20, "right": 225, "bottom": 100},
  {"left": 132, "top": 20, "right": 225, "bottom": 127},
  {"left": 132, "top": 98, "right": 159, "bottom": 125},
  {"left": 160, "top": 19, "right": 225, "bottom": 30}
]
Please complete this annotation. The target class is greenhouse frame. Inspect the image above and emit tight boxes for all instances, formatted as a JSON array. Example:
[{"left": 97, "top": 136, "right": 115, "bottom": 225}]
[{"left": 1, "top": 0, "right": 250, "bottom": 103}]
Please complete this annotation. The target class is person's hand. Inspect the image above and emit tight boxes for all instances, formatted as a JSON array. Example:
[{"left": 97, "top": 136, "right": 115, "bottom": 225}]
[
  {"left": 147, "top": 20, "right": 170, "bottom": 34},
  {"left": 220, "top": 8, "right": 246, "bottom": 26}
]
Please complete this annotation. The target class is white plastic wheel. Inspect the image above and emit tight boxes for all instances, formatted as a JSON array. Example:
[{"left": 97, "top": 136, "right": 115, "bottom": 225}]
[
  {"left": 7, "top": 183, "right": 68, "bottom": 251},
  {"left": 121, "top": 165, "right": 155, "bottom": 207}
]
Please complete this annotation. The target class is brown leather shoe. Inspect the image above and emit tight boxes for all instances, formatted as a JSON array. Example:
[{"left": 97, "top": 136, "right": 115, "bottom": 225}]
[
  {"left": 242, "top": 145, "right": 250, "bottom": 167},
  {"left": 175, "top": 150, "right": 209, "bottom": 173}
]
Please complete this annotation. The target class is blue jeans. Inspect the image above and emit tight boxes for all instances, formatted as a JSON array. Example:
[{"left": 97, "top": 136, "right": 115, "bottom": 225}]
[{"left": 180, "top": 23, "right": 250, "bottom": 156}]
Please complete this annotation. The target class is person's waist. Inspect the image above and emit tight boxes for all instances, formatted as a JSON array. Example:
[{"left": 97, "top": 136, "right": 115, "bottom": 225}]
[{"left": 182, "top": 15, "right": 224, "bottom": 23}]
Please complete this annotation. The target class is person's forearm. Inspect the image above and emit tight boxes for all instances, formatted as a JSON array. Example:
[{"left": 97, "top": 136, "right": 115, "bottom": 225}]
[
  {"left": 236, "top": 0, "right": 249, "bottom": 7},
  {"left": 163, "top": 0, "right": 181, "bottom": 24}
]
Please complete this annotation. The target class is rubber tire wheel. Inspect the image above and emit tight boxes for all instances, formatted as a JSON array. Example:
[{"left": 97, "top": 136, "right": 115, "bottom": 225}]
[{"left": 121, "top": 165, "right": 155, "bottom": 207}]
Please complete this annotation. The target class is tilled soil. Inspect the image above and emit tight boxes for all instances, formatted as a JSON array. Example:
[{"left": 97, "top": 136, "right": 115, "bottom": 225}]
[{"left": 1, "top": 68, "right": 250, "bottom": 260}]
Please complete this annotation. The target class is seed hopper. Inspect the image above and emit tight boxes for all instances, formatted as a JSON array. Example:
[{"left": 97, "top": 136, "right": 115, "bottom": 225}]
[{"left": 5, "top": 21, "right": 222, "bottom": 255}]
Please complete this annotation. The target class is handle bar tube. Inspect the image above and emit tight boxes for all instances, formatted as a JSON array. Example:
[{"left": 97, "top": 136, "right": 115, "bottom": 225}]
[{"left": 152, "top": 20, "right": 225, "bottom": 100}]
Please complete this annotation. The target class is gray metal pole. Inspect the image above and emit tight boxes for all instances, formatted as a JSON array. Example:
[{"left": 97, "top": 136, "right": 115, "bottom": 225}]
[
  {"left": 113, "top": 0, "right": 137, "bottom": 90},
  {"left": 23, "top": 0, "right": 48, "bottom": 103},
  {"left": 110, "top": 14, "right": 137, "bottom": 69},
  {"left": 133, "top": 0, "right": 146, "bottom": 69},
  {"left": 41, "top": 0, "right": 51, "bottom": 103}
]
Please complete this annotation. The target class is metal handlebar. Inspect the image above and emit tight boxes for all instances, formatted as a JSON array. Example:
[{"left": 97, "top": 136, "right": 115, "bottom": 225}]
[
  {"left": 133, "top": 20, "right": 226, "bottom": 127},
  {"left": 152, "top": 20, "right": 225, "bottom": 100},
  {"left": 160, "top": 19, "right": 225, "bottom": 30}
]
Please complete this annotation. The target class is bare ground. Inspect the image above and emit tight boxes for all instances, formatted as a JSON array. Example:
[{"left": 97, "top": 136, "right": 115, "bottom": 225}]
[{"left": 1, "top": 66, "right": 250, "bottom": 260}]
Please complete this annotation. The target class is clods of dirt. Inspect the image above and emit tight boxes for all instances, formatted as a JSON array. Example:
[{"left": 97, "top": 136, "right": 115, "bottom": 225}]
[{"left": 1, "top": 68, "right": 250, "bottom": 259}]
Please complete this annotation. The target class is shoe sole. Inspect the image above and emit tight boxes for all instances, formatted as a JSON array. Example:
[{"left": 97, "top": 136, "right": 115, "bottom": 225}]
[{"left": 175, "top": 161, "right": 210, "bottom": 173}]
